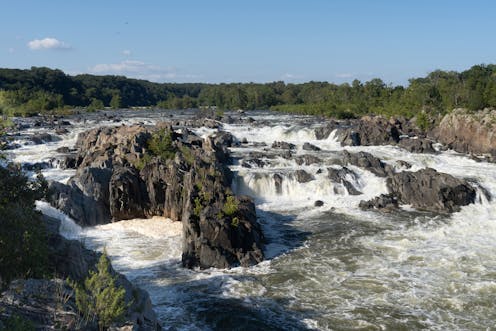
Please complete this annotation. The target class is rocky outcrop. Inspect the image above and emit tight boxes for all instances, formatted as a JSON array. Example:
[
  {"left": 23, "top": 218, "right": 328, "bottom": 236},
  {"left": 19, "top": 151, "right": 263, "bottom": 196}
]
[
  {"left": 49, "top": 123, "right": 264, "bottom": 269},
  {"left": 338, "top": 116, "right": 400, "bottom": 146},
  {"left": 398, "top": 137, "right": 436, "bottom": 153},
  {"left": 302, "top": 142, "right": 321, "bottom": 151},
  {"left": 294, "top": 169, "right": 314, "bottom": 183},
  {"left": 386, "top": 168, "right": 476, "bottom": 213},
  {"left": 341, "top": 150, "right": 393, "bottom": 178},
  {"left": 359, "top": 194, "right": 398, "bottom": 211},
  {"left": 432, "top": 108, "right": 496, "bottom": 159},
  {"left": 272, "top": 141, "right": 296, "bottom": 150},
  {"left": 327, "top": 167, "right": 362, "bottom": 195},
  {"left": 294, "top": 154, "right": 322, "bottom": 166}
]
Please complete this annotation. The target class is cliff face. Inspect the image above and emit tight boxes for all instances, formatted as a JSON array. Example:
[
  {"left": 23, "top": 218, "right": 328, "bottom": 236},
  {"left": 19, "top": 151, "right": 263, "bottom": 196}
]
[
  {"left": 431, "top": 108, "right": 496, "bottom": 157},
  {"left": 49, "top": 123, "right": 265, "bottom": 269}
]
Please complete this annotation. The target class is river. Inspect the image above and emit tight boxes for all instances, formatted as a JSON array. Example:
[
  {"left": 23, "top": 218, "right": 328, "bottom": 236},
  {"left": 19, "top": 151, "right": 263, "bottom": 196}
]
[{"left": 6, "top": 110, "right": 496, "bottom": 330}]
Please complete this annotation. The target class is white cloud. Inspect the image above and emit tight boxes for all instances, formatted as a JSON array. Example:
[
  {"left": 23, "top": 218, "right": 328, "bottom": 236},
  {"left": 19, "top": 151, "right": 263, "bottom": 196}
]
[
  {"left": 336, "top": 73, "right": 354, "bottom": 78},
  {"left": 122, "top": 50, "right": 131, "bottom": 56},
  {"left": 27, "top": 37, "right": 70, "bottom": 50},
  {"left": 88, "top": 60, "right": 198, "bottom": 82}
]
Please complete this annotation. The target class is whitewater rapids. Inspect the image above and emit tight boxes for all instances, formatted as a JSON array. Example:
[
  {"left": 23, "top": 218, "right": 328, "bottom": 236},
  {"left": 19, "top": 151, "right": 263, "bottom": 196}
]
[{"left": 8, "top": 110, "right": 496, "bottom": 330}]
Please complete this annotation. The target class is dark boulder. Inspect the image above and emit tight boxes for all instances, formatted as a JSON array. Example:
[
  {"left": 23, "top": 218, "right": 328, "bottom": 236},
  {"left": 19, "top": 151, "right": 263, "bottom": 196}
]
[
  {"left": 338, "top": 116, "right": 400, "bottom": 146},
  {"left": 396, "top": 160, "right": 412, "bottom": 169},
  {"left": 387, "top": 168, "right": 476, "bottom": 213},
  {"left": 294, "top": 169, "right": 314, "bottom": 183},
  {"left": 398, "top": 138, "right": 436, "bottom": 153},
  {"left": 302, "top": 142, "right": 321, "bottom": 151},
  {"left": 273, "top": 173, "right": 283, "bottom": 194},
  {"left": 314, "top": 200, "right": 324, "bottom": 207},
  {"left": 56, "top": 146, "right": 72, "bottom": 153},
  {"left": 295, "top": 154, "right": 322, "bottom": 166},
  {"left": 341, "top": 150, "right": 393, "bottom": 177},
  {"left": 241, "top": 158, "right": 267, "bottom": 168},
  {"left": 315, "top": 121, "right": 339, "bottom": 140},
  {"left": 272, "top": 141, "right": 296, "bottom": 150},
  {"left": 49, "top": 168, "right": 112, "bottom": 226},
  {"left": 359, "top": 194, "right": 399, "bottom": 211},
  {"left": 327, "top": 167, "right": 362, "bottom": 195},
  {"left": 29, "top": 133, "right": 61, "bottom": 145},
  {"left": 109, "top": 166, "right": 147, "bottom": 221}
]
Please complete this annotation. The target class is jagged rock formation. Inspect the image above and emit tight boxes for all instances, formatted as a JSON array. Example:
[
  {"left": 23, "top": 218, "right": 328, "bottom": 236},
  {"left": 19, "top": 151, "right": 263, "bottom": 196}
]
[
  {"left": 49, "top": 123, "right": 264, "bottom": 269},
  {"left": 431, "top": 108, "right": 496, "bottom": 160},
  {"left": 359, "top": 168, "right": 477, "bottom": 213},
  {"left": 341, "top": 150, "right": 393, "bottom": 178},
  {"left": 386, "top": 168, "right": 476, "bottom": 213},
  {"left": 339, "top": 151, "right": 478, "bottom": 213},
  {"left": 316, "top": 115, "right": 436, "bottom": 153}
]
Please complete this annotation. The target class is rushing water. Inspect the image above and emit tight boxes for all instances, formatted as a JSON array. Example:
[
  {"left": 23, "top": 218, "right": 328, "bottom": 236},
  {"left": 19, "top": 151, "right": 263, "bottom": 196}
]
[{"left": 7, "top": 109, "right": 496, "bottom": 330}]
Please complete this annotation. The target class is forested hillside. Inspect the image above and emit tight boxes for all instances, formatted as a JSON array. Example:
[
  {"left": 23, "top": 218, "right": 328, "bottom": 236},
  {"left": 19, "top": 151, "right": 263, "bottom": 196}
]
[{"left": 1, "top": 64, "right": 496, "bottom": 119}]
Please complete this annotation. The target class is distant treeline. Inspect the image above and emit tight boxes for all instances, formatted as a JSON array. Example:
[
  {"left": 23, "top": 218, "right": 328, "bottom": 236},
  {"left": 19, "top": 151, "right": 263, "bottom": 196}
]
[{"left": 1, "top": 65, "right": 496, "bottom": 118}]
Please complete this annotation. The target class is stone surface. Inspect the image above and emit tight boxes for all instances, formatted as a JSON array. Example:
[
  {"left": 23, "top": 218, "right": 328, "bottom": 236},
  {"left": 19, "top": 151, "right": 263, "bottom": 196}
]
[
  {"left": 341, "top": 150, "right": 393, "bottom": 178},
  {"left": 49, "top": 123, "right": 265, "bottom": 269},
  {"left": 386, "top": 168, "right": 477, "bottom": 213}
]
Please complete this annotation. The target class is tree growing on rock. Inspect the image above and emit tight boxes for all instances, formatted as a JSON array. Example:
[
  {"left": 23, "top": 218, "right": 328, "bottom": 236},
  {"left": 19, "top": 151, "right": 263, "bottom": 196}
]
[{"left": 73, "top": 252, "right": 127, "bottom": 330}]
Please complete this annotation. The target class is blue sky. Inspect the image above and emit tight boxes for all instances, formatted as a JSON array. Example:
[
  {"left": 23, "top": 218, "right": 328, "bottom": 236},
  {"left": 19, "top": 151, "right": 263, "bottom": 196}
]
[{"left": 1, "top": 0, "right": 495, "bottom": 85}]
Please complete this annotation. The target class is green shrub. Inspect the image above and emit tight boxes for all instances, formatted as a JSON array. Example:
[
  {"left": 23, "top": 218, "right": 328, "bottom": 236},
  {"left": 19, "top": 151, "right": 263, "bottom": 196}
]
[
  {"left": 222, "top": 195, "right": 239, "bottom": 216},
  {"left": 231, "top": 217, "right": 239, "bottom": 228},
  {"left": 193, "top": 197, "right": 202, "bottom": 217},
  {"left": 416, "top": 111, "right": 430, "bottom": 131},
  {"left": 0, "top": 166, "right": 48, "bottom": 286},
  {"left": 2, "top": 314, "right": 35, "bottom": 331},
  {"left": 73, "top": 253, "right": 127, "bottom": 330},
  {"left": 147, "top": 128, "right": 176, "bottom": 162}
]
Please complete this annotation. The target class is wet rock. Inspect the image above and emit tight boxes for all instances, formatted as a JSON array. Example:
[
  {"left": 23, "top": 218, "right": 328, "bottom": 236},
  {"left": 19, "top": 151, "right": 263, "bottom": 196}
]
[
  {"left": 387, "top": 168, "right": 476, "bottom": 213},
  {"left": 49, "top": 167, "right": 112, "bottom": 226},
  {"left": 294, "top": 169, "right": 314, "bottom": 183},
  {"left": 241, "top": 158, "right": 267, "bottom": 168},
  {"left": 398, "top": 138, "right": 436, "bottom": 153},
  {"left": 295, "top": 154, "right": 322, "bottom": 165},
  {"left": 109, "top": 166, "right": 147, "bottom": 221},
  {"left": 55, "top": 128, "right": 69, "bottom": 135},
  {"left": 49, "top": 123, "right": 265, "bottom": 269},
  {"left": 22, "top": 161, "right": 52, "bottom": 171},
  {"left": 314, "top": 200, "right": 324, "bottom": 207},
  {"left": 60, "top": 155, "right": 78, "bottom": 169},
  {"left": 337, "top": 116, "right": 400, "bottom": 146},
  {"left": 341, "top": 150, "right": 393, "bottom": 177},
  {"left": 272, "top": 141, "right": 296, "bottom": 150},
  {"left": 29, "top": 133, "right": 62, "bottom": 145},
  {"left": 359, "top": 194, "right": 399, "bottom": 211},
  {"left": 302, "top": 142, "right": 321, "bottom": 151},
  {"left": 327, "top": 167, "right": 362, "bottom": 195},
  {"left": 56, "top": 146, "right": 72, "bottom": 153},
  {"left": 396, "top": 160, "right": 412, "bottom": 169},
  {"left": 315, "top": 121, "right": 339, "bottom": 139},
  {"left": 274, "top": 173, "right": 283, "bottom": 194}
]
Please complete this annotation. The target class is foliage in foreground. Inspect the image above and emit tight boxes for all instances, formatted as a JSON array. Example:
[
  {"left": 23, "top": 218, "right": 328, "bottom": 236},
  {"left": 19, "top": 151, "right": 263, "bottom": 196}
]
[
  {"left": 0, "top": 165, "right": 49, "bottom": 287},
  {"left": 72, "top": 253, "right": 127, "bottom": 330},
  {"left": 1, "top": 314, "right": 35, "bottom": 331}
]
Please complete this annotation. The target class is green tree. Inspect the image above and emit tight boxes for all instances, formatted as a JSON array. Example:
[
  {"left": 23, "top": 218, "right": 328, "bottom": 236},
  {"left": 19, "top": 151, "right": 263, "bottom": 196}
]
[
  {"left": 110, "top": 93, "right": 122, "bottom": 109},
  {"left": 0, "top": 166, "right": 49, "bottom": 286},
  {"left": 87, "top": 98, "right": 104, "bottom": 112},
  {"left": 74, "top": 253, "right": 127, "bottom": 330}
]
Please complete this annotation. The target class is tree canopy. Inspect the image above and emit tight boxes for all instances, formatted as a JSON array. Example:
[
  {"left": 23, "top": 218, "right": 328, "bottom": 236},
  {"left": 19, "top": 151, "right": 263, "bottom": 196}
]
[{"left": 1, "top": 64, "right": 496, "bottom": 118}]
